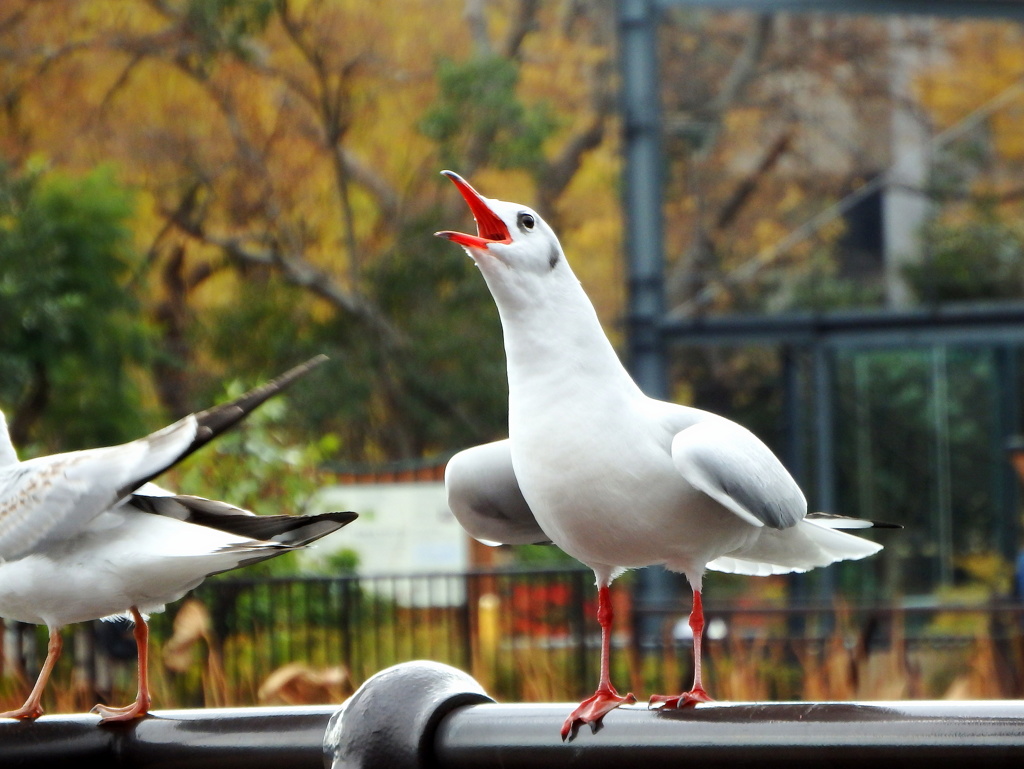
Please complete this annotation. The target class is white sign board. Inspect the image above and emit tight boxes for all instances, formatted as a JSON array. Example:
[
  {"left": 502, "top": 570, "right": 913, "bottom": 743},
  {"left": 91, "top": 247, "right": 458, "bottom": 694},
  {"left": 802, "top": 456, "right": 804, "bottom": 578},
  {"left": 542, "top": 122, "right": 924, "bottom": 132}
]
[{"left": 302, "top": 481, "right": 468, "bottom": 606}]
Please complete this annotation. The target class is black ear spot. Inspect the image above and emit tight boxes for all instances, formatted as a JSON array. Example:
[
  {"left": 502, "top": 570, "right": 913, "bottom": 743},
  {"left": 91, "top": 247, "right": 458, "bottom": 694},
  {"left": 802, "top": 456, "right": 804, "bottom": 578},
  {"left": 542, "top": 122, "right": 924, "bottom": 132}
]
[{"left": 549, "top": 245, "right": 560, "bottom": 270}]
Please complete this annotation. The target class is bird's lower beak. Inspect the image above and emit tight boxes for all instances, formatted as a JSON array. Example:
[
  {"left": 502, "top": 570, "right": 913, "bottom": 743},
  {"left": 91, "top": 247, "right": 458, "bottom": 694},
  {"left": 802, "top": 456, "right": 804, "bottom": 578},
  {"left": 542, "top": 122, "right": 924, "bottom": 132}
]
[{"left": 434, "top": 170, "right": 512, "bottom": 249}]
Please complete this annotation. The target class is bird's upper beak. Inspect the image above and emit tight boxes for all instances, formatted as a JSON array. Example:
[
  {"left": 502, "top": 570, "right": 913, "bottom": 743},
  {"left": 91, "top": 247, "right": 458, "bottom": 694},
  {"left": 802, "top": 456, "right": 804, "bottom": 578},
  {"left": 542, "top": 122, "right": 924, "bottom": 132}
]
[{"left": 434, "top": 170, "right": 512, "bottom": 249}]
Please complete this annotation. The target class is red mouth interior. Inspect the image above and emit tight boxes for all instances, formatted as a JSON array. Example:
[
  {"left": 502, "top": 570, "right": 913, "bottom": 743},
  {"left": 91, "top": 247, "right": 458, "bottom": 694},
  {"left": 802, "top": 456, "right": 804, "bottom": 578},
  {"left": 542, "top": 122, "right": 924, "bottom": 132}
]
[{"left": 435, "top": 171, "right": 511, "bottom": 248}]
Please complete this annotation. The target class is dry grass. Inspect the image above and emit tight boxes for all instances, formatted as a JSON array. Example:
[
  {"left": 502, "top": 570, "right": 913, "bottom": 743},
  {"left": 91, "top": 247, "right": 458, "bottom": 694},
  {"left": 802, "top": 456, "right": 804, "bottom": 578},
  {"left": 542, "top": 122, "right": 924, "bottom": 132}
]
[{"left": 4, "top": 601, "right": 1023, "bottom": 713}]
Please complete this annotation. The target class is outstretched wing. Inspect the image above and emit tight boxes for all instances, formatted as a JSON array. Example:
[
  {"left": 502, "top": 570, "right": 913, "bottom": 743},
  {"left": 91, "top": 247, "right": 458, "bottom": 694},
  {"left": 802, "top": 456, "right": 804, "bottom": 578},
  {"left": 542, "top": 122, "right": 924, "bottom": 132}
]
[
  {"left": 0, "top": 418, "right": 199, "bottom": 561},
  {"left": 445, "top": 440, "right": 551, "bottom": 546},
  {"left": 0, "top": 355, "right": 328, "bottom": 560},
  {"left": 670, "top": 418, "right": 806, "bottom": 530}
]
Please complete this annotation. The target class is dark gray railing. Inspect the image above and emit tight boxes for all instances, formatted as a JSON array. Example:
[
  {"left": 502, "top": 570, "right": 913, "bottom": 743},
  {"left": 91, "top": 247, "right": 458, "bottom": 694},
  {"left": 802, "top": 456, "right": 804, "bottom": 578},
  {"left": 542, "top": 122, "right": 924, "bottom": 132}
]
[{"left": 4, "top": 661, "right": 1024, "bottom": 768}]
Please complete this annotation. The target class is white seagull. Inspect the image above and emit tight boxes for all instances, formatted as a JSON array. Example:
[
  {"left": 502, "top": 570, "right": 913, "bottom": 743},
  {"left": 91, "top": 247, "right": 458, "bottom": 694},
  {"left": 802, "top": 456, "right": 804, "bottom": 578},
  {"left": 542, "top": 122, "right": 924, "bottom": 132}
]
[
  {"left": 0, "top": 356, "right": 357, "bottom": 722},
  {"left": 436, "top": 171, "right": 894, "bottom": 740}
]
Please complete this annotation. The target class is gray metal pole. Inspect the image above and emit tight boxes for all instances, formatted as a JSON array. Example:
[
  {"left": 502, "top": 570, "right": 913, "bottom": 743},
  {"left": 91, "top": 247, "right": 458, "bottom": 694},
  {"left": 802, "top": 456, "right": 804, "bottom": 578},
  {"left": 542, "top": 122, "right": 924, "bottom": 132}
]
[
  {"left": 812, "top": 343, "right": 837, "bottom": 598},
  {"left": 812, "top": 343, "right": 837, "bottom": 517},
  {"left": 619, "top": 0, "right": 667, "bottom": 400},
  {"left": 618, "top": 0, "right": 678, "bottom": 647},
  {"left": 995, "top": 344, "right": 1021, "bottom": 561}
]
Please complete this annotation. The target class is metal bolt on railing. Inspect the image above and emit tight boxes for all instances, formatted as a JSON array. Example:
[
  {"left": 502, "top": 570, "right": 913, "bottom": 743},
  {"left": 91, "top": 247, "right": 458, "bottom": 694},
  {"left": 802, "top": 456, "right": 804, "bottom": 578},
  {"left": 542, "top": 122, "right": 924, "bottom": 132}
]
[{"left": 5, "top": 661, "right": 1024, "bottom": 768}]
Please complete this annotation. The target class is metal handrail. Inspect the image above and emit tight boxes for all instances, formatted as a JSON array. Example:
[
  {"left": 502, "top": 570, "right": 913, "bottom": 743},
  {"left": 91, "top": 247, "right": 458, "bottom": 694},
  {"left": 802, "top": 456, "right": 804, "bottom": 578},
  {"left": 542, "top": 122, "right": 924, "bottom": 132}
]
[{"left": 5, "top": 661, "right": 1024, "bottom": 768}]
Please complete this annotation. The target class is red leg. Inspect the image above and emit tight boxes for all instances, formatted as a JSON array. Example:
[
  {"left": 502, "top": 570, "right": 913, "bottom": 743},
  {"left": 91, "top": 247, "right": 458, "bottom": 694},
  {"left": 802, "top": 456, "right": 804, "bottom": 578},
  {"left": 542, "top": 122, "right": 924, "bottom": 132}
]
[
  {"left": 92, "top": 607, "right": 153, "bottom": 723},
  {"left": 560, "top": 585, "right": 636, "bottom": 740},
  {"left": 649, "top": 589, "right": 714, "bottom": 709},
  {"left": 0, "top": 628, "right": 62, "bottom": 720}
]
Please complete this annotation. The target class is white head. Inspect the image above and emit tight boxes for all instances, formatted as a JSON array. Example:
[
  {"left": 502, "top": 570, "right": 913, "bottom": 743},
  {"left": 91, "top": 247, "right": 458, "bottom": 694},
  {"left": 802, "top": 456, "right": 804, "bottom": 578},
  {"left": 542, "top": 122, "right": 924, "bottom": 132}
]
[
  {"left": 434, "top": 170, "right": 574, "bottom": 312},
  {"left": 434, "top": 171, "right": 631, "bottom": 386}
]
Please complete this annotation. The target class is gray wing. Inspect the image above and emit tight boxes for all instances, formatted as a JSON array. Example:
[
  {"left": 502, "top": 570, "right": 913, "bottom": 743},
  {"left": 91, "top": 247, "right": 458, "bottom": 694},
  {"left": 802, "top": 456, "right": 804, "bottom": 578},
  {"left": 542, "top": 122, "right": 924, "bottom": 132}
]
[
  {"left": 445, "top": 440, "right": 551, "bottom": 545},
  {"left": 670, "top": 419, "right": 806, "bottom": 530},
  {"left": 0, "top": 418, "right": 199, "bottom": 560}
]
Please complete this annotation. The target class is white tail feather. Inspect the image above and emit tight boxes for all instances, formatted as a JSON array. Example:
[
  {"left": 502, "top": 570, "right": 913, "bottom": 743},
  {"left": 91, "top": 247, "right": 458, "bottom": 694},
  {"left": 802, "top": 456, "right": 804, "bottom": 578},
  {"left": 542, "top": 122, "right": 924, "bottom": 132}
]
[{"left": 707, "top": 518, "right": 882, "bottom": 576}]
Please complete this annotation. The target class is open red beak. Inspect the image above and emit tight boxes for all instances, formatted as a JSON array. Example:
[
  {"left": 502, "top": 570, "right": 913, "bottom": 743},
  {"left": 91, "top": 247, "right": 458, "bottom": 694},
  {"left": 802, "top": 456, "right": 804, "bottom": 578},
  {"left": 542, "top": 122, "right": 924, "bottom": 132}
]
[{"left": 434, "top": 170, "right": 512, "bottom": 249}]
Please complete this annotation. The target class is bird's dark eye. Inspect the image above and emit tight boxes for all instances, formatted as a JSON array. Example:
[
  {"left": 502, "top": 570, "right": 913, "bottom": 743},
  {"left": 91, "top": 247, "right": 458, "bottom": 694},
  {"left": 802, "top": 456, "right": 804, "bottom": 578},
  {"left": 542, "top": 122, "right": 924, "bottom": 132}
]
[{"left": 518, "top": 212, "right": 535, "bottom": 231}]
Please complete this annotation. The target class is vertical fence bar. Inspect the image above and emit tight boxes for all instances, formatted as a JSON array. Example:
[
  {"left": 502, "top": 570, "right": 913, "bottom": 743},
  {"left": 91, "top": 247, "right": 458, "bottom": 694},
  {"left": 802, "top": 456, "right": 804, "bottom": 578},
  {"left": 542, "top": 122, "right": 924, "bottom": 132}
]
[
  {"left": 280, "top": 580, "right": 290, "bottom": 668},
  {"left": 995, "top": 344, "right": 1021, "bottom": 562},
  {"left": 812, "top": 343, "right": 837, "bottom": 604},
  {"left": 460, "top": 572, "right": 474, "bottom": 675},
  {"left": 391, "top": 576, "right": 401, "bottom": 663},
  {"left": 570, "top": 569, "right": 589, "bottom": 698},
  {"left": 305, "top": 580, "right": 314, "bottom": 664}
]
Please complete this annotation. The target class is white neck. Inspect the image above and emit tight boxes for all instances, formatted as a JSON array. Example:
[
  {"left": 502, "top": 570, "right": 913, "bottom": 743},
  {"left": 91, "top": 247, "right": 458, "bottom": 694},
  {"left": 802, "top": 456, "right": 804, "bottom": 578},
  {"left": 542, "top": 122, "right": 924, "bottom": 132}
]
[{"left": 482, "top": 259, "right": 641, "bottom": 401}]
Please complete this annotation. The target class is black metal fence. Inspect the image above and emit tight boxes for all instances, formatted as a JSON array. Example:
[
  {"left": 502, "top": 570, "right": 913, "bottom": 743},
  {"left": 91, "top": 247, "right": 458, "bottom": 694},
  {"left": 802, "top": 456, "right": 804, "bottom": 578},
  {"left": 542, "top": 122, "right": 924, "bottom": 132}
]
[
  {"left": 162, "top": 567, "right": 600, "bottom": 706},
  {"left": 4, "top": 567, "right": 1024, "bottom": 713}
]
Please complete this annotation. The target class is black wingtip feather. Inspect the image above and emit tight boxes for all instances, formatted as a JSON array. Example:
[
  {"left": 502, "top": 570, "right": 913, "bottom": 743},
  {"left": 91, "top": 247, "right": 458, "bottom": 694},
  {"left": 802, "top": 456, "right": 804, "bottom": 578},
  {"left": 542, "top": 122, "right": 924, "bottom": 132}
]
[
  {"left": 122, "top": 355, "right": 329, "bottom": 497},
  {"left": 182, "top": 507, "right": 357, "bottom": 544},
  {"left": 806, "top": 512, "right": 903, "bottom": 530},
  {"left": 204, "top": 510, "right": 355, "bottom": 575},
  {"left": 190, "top": 354, "right": 329, "bottom": 451}
]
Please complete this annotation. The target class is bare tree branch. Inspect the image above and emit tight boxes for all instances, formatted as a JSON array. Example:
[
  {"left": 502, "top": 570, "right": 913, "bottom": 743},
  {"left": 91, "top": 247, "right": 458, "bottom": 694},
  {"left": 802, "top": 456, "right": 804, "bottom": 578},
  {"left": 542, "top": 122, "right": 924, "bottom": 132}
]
[
  {"left": 98, "top": 50, "right": 148, "bottom": 114},
  {"left": 695, "top": 13, "right": 773, "bottom": 163},
  {"left": 277, "top": 1, "right": 366, "bottom": 289},
  {"left": 714, "top": 130, "right": 793, "bottom": 232},
  {"left": 535, "top": 30, "right": 616, "bottom": 221},
  {"left": 502, "top": 0, "right": 540, "bottom": 60},
  {"left": 168, "top": 212, "right": 406, "bottom": 348}
]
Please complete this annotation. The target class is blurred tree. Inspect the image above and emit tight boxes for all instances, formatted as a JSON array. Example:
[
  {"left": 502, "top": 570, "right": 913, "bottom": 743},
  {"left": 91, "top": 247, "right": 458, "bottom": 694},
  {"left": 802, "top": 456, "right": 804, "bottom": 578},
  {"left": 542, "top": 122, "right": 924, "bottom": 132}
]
[
  {"left": 420, "top": 55, "right": 556, "bottom": 175},
  {"left": 906, "top": 215, "right": 1024, "bottom": 302},
  {"left": 658, "top": 12, "right": 897, "bottom": 316},
  {"left": 0, "top": 0, "right": 620, "bottom": 462},
  {"left": 0, "top": 163, "right": 152, "bottom": 450},
  {"left": 904, "top": 23, "right": 1024, "bottom": 304}
]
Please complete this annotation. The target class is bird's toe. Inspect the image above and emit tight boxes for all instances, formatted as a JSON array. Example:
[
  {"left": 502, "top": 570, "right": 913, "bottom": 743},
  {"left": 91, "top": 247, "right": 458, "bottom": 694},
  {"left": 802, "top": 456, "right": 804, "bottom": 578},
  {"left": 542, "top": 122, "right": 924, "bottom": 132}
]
[
  {"left": 92, "top": 700, "right": 151, "bottom": 724},
  {"left": 560, "top": 686, "right": 637, "bottom": 741},
  {"left": 0, "top": 704, "right": 44, "bottom": 720},
  {"left": 648, "top": 687, "right": 714, "bottom": 710}
]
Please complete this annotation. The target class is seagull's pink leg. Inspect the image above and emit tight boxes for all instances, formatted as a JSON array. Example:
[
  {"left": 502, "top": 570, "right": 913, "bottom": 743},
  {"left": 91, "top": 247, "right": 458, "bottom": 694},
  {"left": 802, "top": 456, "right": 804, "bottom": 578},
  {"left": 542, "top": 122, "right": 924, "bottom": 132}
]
[
  {"left": 560, "top": 585, "right": 637, "bottom": 740},
  {"left": 0, "top": 628, "right": 62, "bottom": 720},
  {"left": 92, "top": 607, "right": 153, "bottom": 723},
  {"left": 649, "top": 588, "right": 714, "bottom": 709}
]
